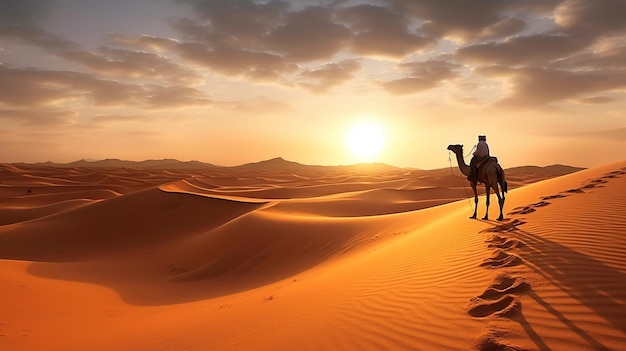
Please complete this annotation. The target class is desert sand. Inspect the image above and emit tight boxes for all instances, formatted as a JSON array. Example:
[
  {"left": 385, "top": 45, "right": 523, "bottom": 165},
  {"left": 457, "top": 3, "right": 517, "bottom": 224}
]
[{"left": 1, "top": 160, "right": 625, "bottom": 350}]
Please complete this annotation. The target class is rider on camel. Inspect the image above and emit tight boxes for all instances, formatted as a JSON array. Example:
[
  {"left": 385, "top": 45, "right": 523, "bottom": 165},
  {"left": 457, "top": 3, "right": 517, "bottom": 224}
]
[{"left": 468, "top": 135, "right": 489, "bottom": 182}]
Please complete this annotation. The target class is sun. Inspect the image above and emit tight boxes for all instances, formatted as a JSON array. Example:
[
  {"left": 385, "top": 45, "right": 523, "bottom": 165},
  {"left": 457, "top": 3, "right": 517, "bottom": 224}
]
[{"left": 346, "top": 121, "right": 386, "bottom": 163}]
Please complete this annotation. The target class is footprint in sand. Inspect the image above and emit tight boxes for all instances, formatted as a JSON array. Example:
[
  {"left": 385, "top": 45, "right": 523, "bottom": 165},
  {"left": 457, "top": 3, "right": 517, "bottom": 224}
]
[
  {"left": 476, "top": 274, "right": 531, "bottom": 300},
  {"left": 482, "top": 219, "right": 526, "bottom": 232},
  {"left": 474, "top": 332, "right": 526, "bottom": 351},
  {"left": 487, "top": 238, "right": 525, "bottom": 250},
  {"left": 508, "top": 201, "right": 550, "bottom": 215},
  {"left": 602, "top": 170, "right": 625, "bottom": 178},
  {"left": 480, "top": 250, "right": 522, "bottom": 269},
  {"left": 509, "top": 174, "right": 617, "bottom": 217},
  {"left": 467, "top": 295, "right": 521, "bottom": 318},
  {"left": 531, "top": 201, "right": 550, "bottom": 207},
  {"left": 485, "top": 235, "right": 507, "bottom": 245},
  {"left": 541, "top": 194, "right": 567, "bottom": 200},
  {"left": 508, "top": 206, "right": 535, "bottom": 215},
  {"left": 566, "top": 187, "right": 585, "bottom": 193},
  {"left": 468, "top": 274, "right": 530, "bottom": 318}
]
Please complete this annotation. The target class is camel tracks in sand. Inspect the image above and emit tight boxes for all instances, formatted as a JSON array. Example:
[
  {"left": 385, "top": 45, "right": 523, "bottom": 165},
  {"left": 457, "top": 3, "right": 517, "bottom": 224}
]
[
  {"left": 467, "top": 275, "right": 529, "bottom": 319},
  {"left": 481, "top": 219, "right": 526, "bottom": 233},
  {"left": 601, "top": 170, "right": 626, "bottom": 179},
  {"left": 468, "top": 295, "right": 521, "bottom": 318},
  {"left": 487, "top": 238, "right": 525, "bottom": 250},
  {"left": 540, "top": 194, "right": 567, "bottom": 200},
  {"left": 474, "top": 332, "right": 527, "bottom": 351},
  {"left": 508, "top": 206, "right": 535, "bottom": 215},
  {"left": 480, "top": 250, "right": 522, "bottom": 269},
  {"left": 476, "top": 276, "right": 531, "bottom": 301},
  {"left": 470, "top": 215, "right": 532, "bottom": 348},
  {"left": 468, "top": 167, "right": 626, "bottom": 350},
  {"left": 508, "top": 171, "right": 623, "bottom": 217},
  {"left": 508, "top": 200, "right": 551, "bottom": 215}
]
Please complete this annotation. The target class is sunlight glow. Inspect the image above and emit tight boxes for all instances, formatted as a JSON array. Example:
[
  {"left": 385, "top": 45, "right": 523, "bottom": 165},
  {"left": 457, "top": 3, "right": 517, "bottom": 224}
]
[{"left": 346, "top": 121, "right": 386, "bottom": 163}]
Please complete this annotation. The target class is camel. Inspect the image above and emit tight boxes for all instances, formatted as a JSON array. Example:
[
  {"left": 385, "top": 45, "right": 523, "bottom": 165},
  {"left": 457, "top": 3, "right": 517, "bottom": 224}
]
[{"left": 447, "top": 144, "right": 508, "bottom": 221}]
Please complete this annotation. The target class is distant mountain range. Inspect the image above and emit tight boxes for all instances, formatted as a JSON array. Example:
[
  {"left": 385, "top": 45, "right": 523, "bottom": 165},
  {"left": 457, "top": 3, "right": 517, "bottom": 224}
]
[
  {"left": 16, "top": 157, "right": 401, "bottom": 171},
  {"left": 14, "top": 158, "right": 585, "bottom": 175},
  {"left": 27, "top": 158, "right": 217, "bottom": 170}
]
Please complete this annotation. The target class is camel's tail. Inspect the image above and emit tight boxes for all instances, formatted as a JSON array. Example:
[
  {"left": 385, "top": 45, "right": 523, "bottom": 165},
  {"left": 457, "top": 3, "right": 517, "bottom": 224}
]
[{"left": 497, "top": 164, "right": 508, "bottom": 194}]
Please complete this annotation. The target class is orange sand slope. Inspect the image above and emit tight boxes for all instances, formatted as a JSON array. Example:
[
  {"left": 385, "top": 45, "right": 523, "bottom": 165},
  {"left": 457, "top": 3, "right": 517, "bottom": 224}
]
[{"left": 1, "top": 161, "right": 625, "bottom": 350}]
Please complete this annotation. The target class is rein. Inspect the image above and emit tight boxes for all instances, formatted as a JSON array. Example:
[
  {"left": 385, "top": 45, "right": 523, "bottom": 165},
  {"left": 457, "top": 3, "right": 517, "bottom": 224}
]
[
  {"left": 447, "top": 144, "right": 476, "bottom": 179},
  {"left": 448, "top": 147, "right": 475, "bottom": 210},
  {"left": 464, "top": 144, "right": 477, "bottom": 158}
]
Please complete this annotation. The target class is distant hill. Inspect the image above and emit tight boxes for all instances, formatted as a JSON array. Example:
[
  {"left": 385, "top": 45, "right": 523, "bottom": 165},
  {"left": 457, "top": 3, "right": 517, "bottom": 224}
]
[
  {"left": 20, "top": 158, "right": 216, "bottom": 170},
  {"left": 505, "top": 164, "right": 585, "bottom": 177},
  {"left": 328, "top": 162, "right": 400, "bottom": 173},
  {"left": 23, "top": 156, "right": 400, "bottom": 172},
  {"left": 232, "top": 157, "right": 310, "bottom": 171},
  {"left": 503, "top": 164, "right": 586, "bottom": 186},
  {"left": 233, "top": 157, "right": 399, "bottom": 172}
]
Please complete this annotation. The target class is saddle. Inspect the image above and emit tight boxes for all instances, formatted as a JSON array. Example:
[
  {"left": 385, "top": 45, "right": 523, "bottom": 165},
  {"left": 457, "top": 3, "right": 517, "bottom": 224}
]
[{"left": 476, "top": 156, "right": 498, "bottom": 168}]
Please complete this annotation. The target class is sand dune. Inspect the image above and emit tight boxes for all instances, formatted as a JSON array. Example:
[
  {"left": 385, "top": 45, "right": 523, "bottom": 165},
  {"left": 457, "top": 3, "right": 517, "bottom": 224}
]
[{"left": 1, "top": 161, "right": 625, "bottom": 350}]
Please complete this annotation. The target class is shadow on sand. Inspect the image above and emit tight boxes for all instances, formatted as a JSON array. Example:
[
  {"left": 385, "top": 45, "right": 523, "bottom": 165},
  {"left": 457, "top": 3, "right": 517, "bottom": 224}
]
[{"left": 509, "top": 227, "right": 624, "bottom": 350}]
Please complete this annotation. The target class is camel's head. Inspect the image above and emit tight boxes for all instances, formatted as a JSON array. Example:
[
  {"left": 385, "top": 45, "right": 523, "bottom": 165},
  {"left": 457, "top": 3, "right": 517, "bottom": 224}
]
[{"left": 447, "top": 144, "right": 463, "bottom": 154}]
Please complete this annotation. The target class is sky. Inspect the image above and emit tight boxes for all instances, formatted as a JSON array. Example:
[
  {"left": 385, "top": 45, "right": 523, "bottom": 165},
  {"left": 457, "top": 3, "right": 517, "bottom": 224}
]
[{"left": 0, "top": 0, "right": 625, "bottom": 169}]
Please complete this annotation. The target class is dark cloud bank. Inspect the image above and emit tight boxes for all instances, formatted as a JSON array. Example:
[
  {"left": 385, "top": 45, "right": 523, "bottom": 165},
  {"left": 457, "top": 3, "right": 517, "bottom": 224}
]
[{"left": 0, "top": 0, "right": 624, "bottom": 118}]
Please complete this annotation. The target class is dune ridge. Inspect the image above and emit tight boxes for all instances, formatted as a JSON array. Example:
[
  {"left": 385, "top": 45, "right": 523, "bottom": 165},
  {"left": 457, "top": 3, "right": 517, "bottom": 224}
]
[{"left": 1, "top": 161, "right": 624, "bottom": 350}]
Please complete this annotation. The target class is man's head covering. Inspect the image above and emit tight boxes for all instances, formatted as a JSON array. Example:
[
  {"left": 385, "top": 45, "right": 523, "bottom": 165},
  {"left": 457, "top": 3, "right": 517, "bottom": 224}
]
[{"left": 478, "top": 135, "right": 487, "bottom": 141}]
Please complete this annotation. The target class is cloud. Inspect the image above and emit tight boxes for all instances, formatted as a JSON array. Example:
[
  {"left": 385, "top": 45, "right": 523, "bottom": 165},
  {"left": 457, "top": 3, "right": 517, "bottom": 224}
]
[
  {"left": 166, "top": 0, "right": 571, "bottom": 91},
  {"left": 0, "top": 67, "right": 98, "bottom": 107},
  {"left": 572, "top": 96, "right": 616, "bottom": 105},
  {"left": 477, "top": 65, "right": 626, "bottom": 108},
  {"left": 107, "top": 34, "right": 179, "bottom": 52},
  {"left": 173, "top": 2, "right": 352, "bottom": 63},
  {"left": 167, "top": 3, "right": 353, "bottom": 83},
  {"left": 175, "top": 42, "right": 298, "bottom": 80},
  {"left": 338, "top": 4, "right": 434, "bottom": 58},
  {"left": 168, "top": 1, "right": 419, "bottom": 85},
  {"left": 574, "top": 127, "right": 626, "bottom": 141},
  {"left": 0, "top": 25, "right": 77, "bottom": 51},
  {"left": 380, "top": 77, "right": 439, "bottom": 95},
  {"left": 266, "top": 6, "right": 352, "bottom": 62},
  {"left": 391, "top": 0, "right": 523, "bottom": 42},
  {"left": 0, "top": 26, "right": 203, "bottom": 86},
  {"left": 91, "top": 114, "right": 153, "bottom": 125},
  {"left": 554, "top": 37, "right": 626, "bottom": 71},
  {"left": 0, "top": 0, "right": 55, "bottom": 26},
  {"left": 380, "top": 60, "right": 460, "bottom": 95},
  {"left": 555, "top": 0, "right": 626, "bottom": 36},
  {"left": 4, "top": 0, "right": 626, "bottom": 105},
  {"left": 226, "top": 96, "right": 292, "bottom": 114},
  {"left": 142, "top": 86, "right": 213, "bottom": 109},
  {"left": 479, "top": 17, "right": 528, "bottom": 39},
  {"left": 0, "top": 66, "right": 211, "bottom": 110},
  {"left": 173, "top": 0, "right": 289, "bottom": 40},
  {"left": 0, "top": 108, "right": 77, "bottom": 127},
  {"left": 297, "top": 59, "right": 361, "bottom": 93},
  {"left": 456, "top": 34, "right": 590, "bottom": 66},
  {"left": 62, "top": 47, "right": 204, "bottom": 86}
]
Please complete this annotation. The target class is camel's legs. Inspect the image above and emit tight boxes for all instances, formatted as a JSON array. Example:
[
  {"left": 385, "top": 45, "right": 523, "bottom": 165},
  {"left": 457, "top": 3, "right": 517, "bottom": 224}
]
[
  {"left": 483, "top": 184, "right": 491, "bottom": 220},
  {"left": 470, "top": 182, "right": 478, "bottom": 219},
  {"left": 493, "top": 183, "right": 504, "bottom": 221}
]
